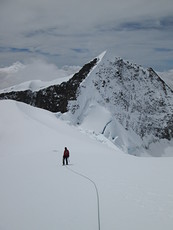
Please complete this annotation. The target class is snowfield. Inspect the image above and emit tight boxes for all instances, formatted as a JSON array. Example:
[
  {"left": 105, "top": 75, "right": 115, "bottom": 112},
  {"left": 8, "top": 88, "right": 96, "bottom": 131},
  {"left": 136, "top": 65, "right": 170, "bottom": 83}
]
[{"left": 0, "top": 100, "right": 173, "bottom": 230}]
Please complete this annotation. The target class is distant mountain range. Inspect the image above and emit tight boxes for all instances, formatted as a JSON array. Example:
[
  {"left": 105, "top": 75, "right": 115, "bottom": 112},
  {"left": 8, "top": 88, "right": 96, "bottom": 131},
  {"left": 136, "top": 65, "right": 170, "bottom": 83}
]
[{"left": 1, "top": 51, "right": 173, "bottom": 156}]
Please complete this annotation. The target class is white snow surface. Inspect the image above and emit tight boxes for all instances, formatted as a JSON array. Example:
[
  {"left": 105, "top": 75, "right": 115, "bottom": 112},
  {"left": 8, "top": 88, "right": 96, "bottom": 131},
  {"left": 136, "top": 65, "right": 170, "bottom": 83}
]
[{"left": 1, "top": 100, "right": 173, "bottom": 230}]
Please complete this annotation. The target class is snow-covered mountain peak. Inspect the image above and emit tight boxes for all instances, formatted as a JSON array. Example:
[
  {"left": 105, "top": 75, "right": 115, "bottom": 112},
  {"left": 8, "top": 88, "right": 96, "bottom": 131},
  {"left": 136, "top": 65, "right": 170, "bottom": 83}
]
[
  {"left": 97, "top": 50, "right": 107, "bottom": 62},
  {"left": 64, "top": 53, "right": 173, "bottom": 155},
  {"left": 0, "top": 52, "right": 173, "bottom": 156}
]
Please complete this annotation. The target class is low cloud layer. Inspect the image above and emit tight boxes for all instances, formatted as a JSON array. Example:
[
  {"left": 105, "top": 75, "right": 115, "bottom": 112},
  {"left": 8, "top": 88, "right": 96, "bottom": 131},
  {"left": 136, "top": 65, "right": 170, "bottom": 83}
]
[{"left": 0, "top": 59, "right": 80, "bottom": 89}]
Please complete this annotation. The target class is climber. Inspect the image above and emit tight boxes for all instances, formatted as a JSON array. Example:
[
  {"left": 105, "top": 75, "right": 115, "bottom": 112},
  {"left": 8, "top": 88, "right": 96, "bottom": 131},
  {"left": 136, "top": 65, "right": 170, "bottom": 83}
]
[{"left": 63, "top": 147, "right": 70, "bottom": 165}]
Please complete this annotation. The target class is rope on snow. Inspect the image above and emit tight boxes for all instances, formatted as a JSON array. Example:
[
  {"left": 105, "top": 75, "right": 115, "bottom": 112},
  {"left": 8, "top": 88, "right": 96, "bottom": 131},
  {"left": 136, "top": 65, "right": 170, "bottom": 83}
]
[{"left": 65, "top": 165, "right": 101, "bottom": 230}]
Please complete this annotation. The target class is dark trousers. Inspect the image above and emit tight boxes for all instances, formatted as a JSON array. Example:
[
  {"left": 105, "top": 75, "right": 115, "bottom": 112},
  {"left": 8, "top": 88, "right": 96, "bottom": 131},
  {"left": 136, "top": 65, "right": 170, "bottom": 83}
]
[{"left": 63, "top": 157, "right": 68, "bottom": 165}]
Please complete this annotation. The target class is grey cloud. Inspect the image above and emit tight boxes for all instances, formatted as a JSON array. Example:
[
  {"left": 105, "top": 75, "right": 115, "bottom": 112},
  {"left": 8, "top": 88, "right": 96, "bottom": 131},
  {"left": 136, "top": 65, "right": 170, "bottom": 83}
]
[
  {"left": 97, "top": 16, "right": 173, "bottom": 32},
  {"left": 0, "top": 0, "right": 173, "bottom": 71},
  {"left": 155, "top": 48, "right": 173, "bottom": 52}
]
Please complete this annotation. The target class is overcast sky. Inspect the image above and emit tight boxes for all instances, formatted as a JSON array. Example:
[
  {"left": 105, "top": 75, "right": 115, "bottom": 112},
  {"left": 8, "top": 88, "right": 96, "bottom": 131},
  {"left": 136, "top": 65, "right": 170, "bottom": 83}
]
[{"left": 0, "top": 0, "right": 173, "bottom": 71}]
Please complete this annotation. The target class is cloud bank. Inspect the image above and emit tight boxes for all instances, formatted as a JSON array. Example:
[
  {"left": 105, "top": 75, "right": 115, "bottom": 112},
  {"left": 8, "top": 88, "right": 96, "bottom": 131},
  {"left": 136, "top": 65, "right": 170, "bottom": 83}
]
[{"left": 0, "top": 59, "right": 80, "bottom": 89}]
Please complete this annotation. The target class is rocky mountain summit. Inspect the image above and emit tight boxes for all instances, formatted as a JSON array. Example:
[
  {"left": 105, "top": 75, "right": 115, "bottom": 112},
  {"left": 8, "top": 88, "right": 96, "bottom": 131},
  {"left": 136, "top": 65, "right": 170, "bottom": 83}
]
[{"left": 1, "top": 51, "right": 173, "bottom": 155}]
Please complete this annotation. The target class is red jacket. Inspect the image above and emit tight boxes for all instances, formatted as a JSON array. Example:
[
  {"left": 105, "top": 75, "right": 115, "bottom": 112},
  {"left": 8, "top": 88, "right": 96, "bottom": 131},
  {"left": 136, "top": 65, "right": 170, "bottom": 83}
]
[{"left": 64, "top": 149, "right": 69, "bottom": 158}]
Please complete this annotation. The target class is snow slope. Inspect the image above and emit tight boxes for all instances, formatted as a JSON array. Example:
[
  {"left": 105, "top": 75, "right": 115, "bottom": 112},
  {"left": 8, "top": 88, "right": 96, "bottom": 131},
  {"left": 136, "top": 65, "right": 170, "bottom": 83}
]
[{"left": 1, "top": 100, "right": 173, "bottom": 230}]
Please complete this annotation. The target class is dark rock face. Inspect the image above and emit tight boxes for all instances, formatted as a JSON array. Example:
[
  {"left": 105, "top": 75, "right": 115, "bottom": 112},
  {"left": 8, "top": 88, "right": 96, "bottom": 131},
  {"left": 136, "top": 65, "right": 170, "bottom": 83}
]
[{"left": 0, "top": 58, "right": 97, "bottom": 112}]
